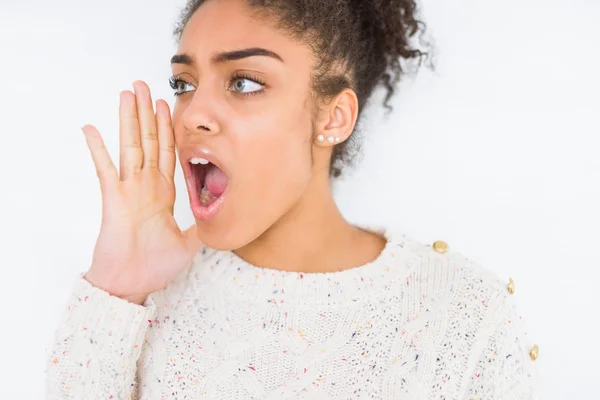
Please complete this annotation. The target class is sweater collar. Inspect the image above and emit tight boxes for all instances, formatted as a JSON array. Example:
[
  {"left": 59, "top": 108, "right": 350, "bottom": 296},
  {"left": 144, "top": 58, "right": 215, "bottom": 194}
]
[{"left": 191, "top": 227, "right": 415, "bottom": 305}]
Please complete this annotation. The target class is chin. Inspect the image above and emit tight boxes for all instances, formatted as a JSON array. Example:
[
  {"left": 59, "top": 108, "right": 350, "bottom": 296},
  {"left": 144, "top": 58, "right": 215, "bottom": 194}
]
[{"left": 193, "top": 220, "right": 263, "bottom": 252}]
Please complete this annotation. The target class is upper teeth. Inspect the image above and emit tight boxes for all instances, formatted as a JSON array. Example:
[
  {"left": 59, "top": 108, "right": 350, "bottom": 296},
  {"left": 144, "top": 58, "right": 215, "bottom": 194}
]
[{"left": 190, "top": 157, "right": 210, "bottom": 165}]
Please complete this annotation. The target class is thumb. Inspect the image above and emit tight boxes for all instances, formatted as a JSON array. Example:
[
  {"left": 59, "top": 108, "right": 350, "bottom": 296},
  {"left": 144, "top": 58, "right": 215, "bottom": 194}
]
[{"left": 182, "top": 224, "right": 204, "bottom": 256}]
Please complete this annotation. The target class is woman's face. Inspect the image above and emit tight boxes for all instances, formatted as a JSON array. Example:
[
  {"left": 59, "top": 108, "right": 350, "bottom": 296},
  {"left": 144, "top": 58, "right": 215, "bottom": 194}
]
[{"left": 171, "top": 0, "right": 322, "bottom": 250}]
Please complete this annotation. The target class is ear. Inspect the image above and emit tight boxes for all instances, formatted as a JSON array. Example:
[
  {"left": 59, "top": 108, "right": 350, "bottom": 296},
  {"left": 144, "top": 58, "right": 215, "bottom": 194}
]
[{"left": 314, "top": 89, "right": 358, "bottom": 146}]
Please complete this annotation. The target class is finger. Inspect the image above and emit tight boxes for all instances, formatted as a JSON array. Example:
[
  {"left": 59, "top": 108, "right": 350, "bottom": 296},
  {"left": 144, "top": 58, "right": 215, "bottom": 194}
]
[
  {"left": 119, "top": 90, "right": 143, "bottom": 180},
  {"left": 82, "top": 125, "right": 118, "bottom": 194},
  {"left": 182, "top": 224, "right": 204, "bottom": 256},
  {"left": 156, "top": 99, "right": 176, "bottom": 180},
  {"left": 133, "top": 81, "right": 159, "bottom": 170}
]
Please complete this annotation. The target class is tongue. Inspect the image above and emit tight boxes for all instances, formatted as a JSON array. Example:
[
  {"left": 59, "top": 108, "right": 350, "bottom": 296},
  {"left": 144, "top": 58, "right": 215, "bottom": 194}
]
[{"left": 205, "top": 164, "right": 228, "bottom": 196}]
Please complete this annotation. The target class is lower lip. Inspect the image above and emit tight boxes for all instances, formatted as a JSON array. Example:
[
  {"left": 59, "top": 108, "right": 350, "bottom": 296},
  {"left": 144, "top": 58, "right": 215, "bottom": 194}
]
[{"left": 185, "top": 176, "right": 228, "bottom": 222}]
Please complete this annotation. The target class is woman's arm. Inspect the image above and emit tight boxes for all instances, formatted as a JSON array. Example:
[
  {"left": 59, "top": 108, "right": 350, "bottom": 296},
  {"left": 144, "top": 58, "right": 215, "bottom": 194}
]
[
  {"left": 462, "top": 292, "right": 539, "bottom": 399},
  {"left": 45, "top": 275, "right": 156, "bottom": 400}
]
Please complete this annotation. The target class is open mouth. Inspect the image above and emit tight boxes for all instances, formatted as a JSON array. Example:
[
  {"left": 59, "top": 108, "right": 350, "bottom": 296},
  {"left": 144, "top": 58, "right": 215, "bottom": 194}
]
[{"left": 189, "top": 157, "right": 229, "bottom": 209}]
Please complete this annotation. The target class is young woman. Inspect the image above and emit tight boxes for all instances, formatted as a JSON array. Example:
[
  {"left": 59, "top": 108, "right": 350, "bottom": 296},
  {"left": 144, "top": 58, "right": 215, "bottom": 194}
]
[{"left": 46, "top": 0, "right": 538, "bottom": 398}]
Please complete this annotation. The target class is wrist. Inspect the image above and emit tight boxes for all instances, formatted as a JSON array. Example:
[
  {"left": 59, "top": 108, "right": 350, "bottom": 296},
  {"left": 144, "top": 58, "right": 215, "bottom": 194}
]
[
  {"left": 83, "top": 271, "right": 150, "bottom": 306},
  {"left": 120, "top": 293, "right": 150, "bottom": 305}
]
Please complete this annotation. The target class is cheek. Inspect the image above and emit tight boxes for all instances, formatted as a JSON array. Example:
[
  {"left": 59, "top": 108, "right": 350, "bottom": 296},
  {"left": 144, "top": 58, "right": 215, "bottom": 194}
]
[
  {"left": 171, "top": 103, "right": 186, "bottom": 146},
  {"left": 234, "top": 110, "right": 313, "bottom": 193}
]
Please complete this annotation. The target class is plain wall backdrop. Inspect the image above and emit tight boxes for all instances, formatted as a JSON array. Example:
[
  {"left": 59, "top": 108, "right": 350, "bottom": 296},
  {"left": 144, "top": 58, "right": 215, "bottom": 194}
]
[{"left": 1, "top": 0, "right": 598, "bottom": 398}]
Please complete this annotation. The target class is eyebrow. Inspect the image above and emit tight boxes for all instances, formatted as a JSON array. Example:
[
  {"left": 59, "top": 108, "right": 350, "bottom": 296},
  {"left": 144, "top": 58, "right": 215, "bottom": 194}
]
[{"left": 170, "top": 47, "right": 284, "bottom": 66}]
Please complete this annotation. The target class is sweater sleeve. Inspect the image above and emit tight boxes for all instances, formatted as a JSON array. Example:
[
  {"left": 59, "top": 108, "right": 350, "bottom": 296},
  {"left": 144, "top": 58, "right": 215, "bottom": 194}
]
[
  {"left": 45, "top": 275, "right": 157, "bottom": 400},
  {"left": 462, "top": 293, "right": 540, "bottom": 400}
]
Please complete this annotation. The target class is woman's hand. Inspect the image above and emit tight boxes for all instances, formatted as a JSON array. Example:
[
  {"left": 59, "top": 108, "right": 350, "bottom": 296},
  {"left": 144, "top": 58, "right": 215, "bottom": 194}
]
[{"left": 81, "top": 80, "right": 202, "bottom": 305}]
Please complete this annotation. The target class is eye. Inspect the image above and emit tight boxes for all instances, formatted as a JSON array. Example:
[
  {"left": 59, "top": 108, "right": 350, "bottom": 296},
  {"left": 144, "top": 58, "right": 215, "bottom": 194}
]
[
  {"left": 229, "top": 75, "right": 264, "bottom": 95},
  {"left": 169, "top": 76, "right": 195, "bottom": 96}
]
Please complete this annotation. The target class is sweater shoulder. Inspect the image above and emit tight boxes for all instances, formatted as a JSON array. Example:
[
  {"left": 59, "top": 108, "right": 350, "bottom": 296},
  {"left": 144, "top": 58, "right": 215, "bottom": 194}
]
[
  {"left": 397, "top": 233, "right": 515, "bottom": 309},
  {"left": 399, "top": 232, "right": 536, "bottom": 355}
]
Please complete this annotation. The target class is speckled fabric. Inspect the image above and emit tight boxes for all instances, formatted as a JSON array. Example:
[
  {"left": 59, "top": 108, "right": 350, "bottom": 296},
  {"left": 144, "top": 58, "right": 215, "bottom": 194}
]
[{"left": 46, "top": 227, "right": 538, "bottom": 399}]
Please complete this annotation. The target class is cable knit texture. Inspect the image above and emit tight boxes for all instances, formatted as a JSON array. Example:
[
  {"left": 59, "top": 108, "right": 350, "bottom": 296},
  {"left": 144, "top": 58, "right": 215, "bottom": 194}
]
[{"left": 45, "top": 227, "right": 539, "bottom": 399}]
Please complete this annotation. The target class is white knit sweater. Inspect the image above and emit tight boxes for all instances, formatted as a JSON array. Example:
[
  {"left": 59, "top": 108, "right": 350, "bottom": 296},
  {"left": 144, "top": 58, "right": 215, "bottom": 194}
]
[{"left": 45, "top": 228, "right": 538, "bottom": 399}]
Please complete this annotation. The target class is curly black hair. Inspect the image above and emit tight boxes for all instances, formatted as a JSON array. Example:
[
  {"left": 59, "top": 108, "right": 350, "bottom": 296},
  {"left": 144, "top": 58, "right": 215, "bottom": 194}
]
[{"left": 174, "top": 0, "right": 433, "bottom": 177}]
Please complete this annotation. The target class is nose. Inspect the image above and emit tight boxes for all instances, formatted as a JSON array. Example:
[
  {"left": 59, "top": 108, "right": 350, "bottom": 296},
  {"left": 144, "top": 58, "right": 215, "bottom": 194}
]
[{"left": 181, "top": 90, "right": 221, "bottom": 136}]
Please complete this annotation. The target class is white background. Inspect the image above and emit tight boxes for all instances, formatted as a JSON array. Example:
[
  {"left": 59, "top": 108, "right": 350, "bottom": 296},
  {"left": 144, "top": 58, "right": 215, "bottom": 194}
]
[{"left": 1, "top": 0, "right": 598, "bottom": 398}]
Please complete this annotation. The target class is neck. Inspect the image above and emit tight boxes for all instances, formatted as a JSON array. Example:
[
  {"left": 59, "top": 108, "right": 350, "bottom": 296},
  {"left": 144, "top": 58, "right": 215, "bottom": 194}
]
[{"left": 234, "top": 172, "right": 385, "bottom": 273}]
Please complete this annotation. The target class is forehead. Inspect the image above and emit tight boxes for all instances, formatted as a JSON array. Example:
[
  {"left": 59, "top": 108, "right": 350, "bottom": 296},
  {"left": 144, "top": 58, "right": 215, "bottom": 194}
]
[{"left": 178, "top": 0, "right": 312, "bottom": 66}]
